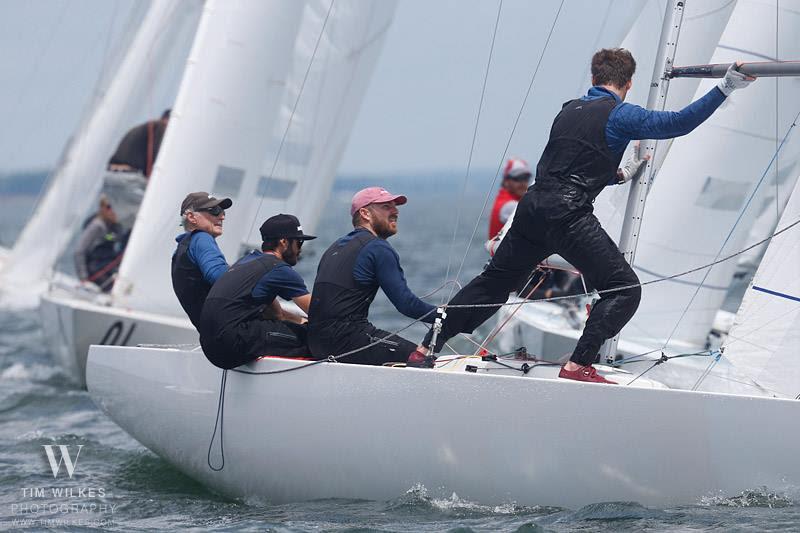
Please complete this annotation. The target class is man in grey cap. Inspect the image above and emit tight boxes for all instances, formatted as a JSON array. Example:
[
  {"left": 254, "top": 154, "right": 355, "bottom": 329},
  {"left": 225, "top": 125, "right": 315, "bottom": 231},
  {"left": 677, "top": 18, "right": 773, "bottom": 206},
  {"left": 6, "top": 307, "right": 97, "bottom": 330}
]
[
  {"left": 199, "top": 214, "right": 317, "bottom": 369},
  {"left": 171, "top": 191, "right": 233, "bottom": 328}
]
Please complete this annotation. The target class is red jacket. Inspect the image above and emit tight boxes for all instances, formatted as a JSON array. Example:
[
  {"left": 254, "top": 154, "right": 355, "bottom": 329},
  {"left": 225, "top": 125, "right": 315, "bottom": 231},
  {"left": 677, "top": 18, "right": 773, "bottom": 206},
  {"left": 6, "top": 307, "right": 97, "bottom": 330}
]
[{"left": 489, "top": 188, "right": 522, "bottom": 238}]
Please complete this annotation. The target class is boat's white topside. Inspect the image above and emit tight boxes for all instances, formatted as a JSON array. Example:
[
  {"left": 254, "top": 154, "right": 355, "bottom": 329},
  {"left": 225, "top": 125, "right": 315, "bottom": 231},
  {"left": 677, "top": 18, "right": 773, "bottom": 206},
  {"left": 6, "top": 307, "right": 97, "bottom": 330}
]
[{"left": 88, "top": 344, "right": 800, "bottom": 509}]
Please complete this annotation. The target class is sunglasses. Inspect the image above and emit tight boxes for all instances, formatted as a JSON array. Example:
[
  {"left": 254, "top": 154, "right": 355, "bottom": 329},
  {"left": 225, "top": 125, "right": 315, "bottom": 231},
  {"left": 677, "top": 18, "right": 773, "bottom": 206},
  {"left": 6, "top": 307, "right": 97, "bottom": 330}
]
[
  {"left": 291, "top": 239, "right": 304, "bottom": 249},
  {"left": 102, "top": 203, "right": 113, "bottom": 210},
  {"left": 198, "top": 205, "right": 225, "bottom": 216}
]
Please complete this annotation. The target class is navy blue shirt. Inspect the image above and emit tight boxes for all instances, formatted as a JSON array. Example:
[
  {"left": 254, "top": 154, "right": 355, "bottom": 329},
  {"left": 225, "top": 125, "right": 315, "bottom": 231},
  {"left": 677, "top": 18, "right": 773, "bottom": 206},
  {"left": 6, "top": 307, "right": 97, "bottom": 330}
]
[
  {"left": 582, "top": 85, "right": 727, "bottom": 154},
  {"left": 347, "top": 228, "right": 436, "bottom": 323},
  {"left": 237, "top": 250, "right": 309, "bottom": 304},
  {"left": 174, "top": 231, "right": 228, "bottom": 284}
]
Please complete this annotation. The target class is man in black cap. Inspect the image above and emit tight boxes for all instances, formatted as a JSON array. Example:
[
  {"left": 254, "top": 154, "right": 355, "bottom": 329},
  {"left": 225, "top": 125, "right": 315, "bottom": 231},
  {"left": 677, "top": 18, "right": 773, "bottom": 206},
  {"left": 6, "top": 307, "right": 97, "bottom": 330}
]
[
  {"left": 198, "top": 214, "right": 316, "bottom": 369},
  {"left": 171, "top": 191, "right": 233, "bottom": 328}
]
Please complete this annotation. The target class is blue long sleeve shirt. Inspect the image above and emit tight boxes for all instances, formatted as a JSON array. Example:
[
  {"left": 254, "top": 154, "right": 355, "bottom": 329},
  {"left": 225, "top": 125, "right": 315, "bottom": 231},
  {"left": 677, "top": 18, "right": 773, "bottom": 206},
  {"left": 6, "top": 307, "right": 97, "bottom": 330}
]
[
  {"left": 348, "top": 229, "right": 436, "bottom": 323},
  {"left": 236, "top": 250, "right": 309, "bottom": 304},
  {"left": 174, "top": 231, "right": 228, "bottom": 285},
  {"left": 582, "top": 85, "right": 727, "bottom": 154}
]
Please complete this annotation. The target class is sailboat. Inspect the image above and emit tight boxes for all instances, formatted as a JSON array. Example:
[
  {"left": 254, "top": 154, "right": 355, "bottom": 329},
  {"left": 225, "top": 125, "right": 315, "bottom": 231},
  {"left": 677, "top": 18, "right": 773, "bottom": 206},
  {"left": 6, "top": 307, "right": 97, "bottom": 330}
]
[
  {"left": 37, "top": 0, "right": 395, "bottom": 386},
  {"left": 85, "top": 0, "right": 800, "bottom": 509}
]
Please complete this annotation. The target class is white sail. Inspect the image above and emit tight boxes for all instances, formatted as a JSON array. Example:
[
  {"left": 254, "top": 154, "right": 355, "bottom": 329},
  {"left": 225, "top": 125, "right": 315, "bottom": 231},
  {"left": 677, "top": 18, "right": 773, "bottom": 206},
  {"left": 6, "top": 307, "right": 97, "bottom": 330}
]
[
  {"left": 0, "top": 1, "right": 194, "bottom": 295},
  {"left": 619, "top": 0, "right": 800, "bottom": 348},
  {"left": 699, "top": 177, "right": 800, "bottom": 398},
  {"left": 113, "top": 0, "right": 307, "bottom": 317},
  {"left": 243, "top": 0, "right": 398, "bottom": 246}
]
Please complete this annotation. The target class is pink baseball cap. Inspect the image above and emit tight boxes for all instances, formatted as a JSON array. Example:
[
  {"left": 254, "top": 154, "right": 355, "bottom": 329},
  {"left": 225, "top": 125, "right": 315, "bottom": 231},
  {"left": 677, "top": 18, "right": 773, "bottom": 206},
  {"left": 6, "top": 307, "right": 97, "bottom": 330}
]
[{"left": 350, "top": 187, "right": 408, "bottom": 216}]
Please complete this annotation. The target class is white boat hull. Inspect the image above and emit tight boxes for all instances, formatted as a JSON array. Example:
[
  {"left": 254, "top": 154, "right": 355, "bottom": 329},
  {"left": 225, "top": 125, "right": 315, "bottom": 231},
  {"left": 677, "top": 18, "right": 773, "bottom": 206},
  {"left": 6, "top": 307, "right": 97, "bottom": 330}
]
[
  {"left": 88, "top": 345, "right": 800, "bottom": 508},
  {"left": 40, "top": 287, "right": 197, "bottom": 386}
]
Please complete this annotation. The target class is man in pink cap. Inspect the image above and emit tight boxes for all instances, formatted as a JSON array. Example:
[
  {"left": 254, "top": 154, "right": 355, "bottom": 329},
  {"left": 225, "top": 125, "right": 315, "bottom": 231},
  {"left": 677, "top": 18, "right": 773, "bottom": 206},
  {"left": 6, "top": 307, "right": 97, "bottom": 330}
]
[{"left": 307, "top": 187, "right": 436, "bottom": 366}]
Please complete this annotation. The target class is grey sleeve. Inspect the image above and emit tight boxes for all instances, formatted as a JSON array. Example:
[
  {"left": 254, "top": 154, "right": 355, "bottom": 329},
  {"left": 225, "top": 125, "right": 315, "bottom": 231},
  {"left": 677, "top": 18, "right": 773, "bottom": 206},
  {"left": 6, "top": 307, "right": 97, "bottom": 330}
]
[{"left": 73, "top": 218, "right": 104, "bottom": 280}]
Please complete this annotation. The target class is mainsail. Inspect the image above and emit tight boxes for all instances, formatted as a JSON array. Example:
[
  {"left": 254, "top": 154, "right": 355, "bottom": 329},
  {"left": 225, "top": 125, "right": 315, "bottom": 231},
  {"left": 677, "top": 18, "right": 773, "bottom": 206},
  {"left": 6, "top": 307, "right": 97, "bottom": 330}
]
[{"left": 0, "top": 1, "right": 197, "bottom": 295}]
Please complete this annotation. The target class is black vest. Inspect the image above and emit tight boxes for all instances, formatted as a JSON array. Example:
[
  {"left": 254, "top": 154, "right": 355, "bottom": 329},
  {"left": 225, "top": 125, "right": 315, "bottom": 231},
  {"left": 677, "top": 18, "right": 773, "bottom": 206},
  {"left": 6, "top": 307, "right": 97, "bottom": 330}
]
[
  {"left": 535, "top": 96, "right": 623, "bottom": 204},
  {"left": 199, "top": 252, "right": 283, "bottom": 343},
  {"left": 171, "top": 230, "right": 211, "bottom": 328},
  {"left": 308, "top": 230, "right": 378, "bottom": 325}
]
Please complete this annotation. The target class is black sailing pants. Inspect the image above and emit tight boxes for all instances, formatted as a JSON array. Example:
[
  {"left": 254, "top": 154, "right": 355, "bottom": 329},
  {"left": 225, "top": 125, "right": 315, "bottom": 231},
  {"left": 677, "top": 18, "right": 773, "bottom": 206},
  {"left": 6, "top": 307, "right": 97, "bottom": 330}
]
[
  {"left": 309, "top": 320, "right": 417, "bottom": 366},
  {"left": 423, "top": 191, "right": 641, "bottom": 366}
]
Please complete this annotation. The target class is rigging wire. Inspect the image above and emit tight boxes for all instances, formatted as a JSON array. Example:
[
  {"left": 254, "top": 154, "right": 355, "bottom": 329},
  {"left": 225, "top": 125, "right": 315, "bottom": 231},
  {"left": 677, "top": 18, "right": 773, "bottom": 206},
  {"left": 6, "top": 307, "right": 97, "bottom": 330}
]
[
  {"left": 441, "top": 0, "right": 504, "bottom": 304},
  {"left": 245, "top": 0, "right": 336, "bottom": 240},
  {"left": 446, "top": 0, "right": 566, "bottom": 298}
]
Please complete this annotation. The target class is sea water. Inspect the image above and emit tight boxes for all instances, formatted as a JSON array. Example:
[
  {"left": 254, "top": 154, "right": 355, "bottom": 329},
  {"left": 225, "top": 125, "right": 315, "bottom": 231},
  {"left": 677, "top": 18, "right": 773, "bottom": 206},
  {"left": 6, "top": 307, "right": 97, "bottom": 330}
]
[{"left": 0, "top": 174, "right": 797, "bottom": 532}]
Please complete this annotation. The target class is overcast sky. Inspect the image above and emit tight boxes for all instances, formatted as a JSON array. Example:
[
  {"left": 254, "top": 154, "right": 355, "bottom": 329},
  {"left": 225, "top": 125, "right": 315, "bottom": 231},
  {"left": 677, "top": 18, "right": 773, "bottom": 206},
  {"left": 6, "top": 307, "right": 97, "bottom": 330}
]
[{"left": 0, "top": 0, "right": 649, "bottom": 177}]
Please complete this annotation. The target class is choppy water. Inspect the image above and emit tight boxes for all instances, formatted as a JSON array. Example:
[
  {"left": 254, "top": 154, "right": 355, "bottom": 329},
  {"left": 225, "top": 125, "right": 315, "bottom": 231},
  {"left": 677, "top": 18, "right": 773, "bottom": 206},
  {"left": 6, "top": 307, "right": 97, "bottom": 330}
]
[{"left": 1, "top": 179, "right": 798, "bottom": 531}]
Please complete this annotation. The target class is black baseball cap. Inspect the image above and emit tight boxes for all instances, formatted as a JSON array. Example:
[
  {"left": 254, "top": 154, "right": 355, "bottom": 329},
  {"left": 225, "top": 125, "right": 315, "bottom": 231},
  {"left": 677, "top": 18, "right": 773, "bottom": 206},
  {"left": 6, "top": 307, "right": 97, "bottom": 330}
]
[
  {"left": 180, "top": 192, "right": 233, "bottom": 215},
  {"left": 259, "top": 214, "right": 317, "bottom": 241}
]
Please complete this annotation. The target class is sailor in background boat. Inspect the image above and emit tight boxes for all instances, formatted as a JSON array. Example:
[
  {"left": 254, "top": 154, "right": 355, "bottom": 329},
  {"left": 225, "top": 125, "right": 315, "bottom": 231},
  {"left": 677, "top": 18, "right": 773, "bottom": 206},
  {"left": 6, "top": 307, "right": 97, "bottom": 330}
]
[
  {"left": 107, "top": 109, "right": 170, "bottom": 178},
  {"left": 171, "top": 192, "right": 232, "bottom": 328},
  {"left": 308, "top": 187, "right": 436, "bottom": 366},
  {"left": 489, "top": 158, "right": 532, "bottom": 240},
  {"left": 199, "top": 214, "right": 315, "bottom": 369},
  {"left": 74, "top": 194, "right": 125, "bottom": 292},
  {"left": 415, "top": 48, "right": 755, "bottom": 384}
]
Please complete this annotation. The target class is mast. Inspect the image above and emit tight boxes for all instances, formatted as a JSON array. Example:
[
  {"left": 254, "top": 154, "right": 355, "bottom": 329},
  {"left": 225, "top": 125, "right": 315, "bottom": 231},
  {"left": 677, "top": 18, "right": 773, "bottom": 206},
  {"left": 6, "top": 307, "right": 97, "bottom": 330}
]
[{"left": 600, "top": 0, "right": 686, "bottom": 363}]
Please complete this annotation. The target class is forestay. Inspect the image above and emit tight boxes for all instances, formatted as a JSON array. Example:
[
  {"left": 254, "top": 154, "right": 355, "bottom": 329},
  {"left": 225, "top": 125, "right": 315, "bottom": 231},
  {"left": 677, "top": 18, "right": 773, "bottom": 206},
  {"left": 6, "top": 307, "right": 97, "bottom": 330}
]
[
  {"left": 242, "top": 0, "right": 399, "bottom": 247},
  {"left": 113, "top": 0, "right": 307, "bottom": 317},
  {"left": 700, "top": 177, "right": 800, "bottom": 398},
  {"left": 0, "top": 1, "right": 196, "bottom": 294}
]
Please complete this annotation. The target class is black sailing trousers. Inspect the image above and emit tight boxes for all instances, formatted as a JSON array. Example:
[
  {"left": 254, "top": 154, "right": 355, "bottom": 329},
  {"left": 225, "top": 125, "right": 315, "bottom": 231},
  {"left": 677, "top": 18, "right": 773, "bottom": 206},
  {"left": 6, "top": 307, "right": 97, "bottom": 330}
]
[
  {"left": 309, "top": 320, "right": 417, "bottom": 366},
  {"left": 423, "top": 190, "right": 641, "bottom": 366}
]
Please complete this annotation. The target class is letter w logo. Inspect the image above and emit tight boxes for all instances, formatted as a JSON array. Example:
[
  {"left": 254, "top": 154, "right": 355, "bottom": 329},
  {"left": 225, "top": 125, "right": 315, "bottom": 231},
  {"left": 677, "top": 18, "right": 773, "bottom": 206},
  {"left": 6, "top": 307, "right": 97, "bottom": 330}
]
[{"left": 42, "top": 445, "right": 83, "bottom": 479}]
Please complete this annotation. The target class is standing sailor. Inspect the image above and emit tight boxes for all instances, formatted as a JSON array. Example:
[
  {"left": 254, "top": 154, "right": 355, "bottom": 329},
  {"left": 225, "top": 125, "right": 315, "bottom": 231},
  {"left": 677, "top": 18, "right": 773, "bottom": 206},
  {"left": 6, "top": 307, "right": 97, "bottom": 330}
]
[
  {"left": 171, "top": 192, "right": 232, "bottom": 329},
  {"left": 416, "top": 48, "right": 755, "bottom": 383},
  {"left": 199, "top": 214, "right": 315, "bottom": 369},
  {"left": 308, "top": 187, "right": 436, "bottom": 366},
  {"left": 489, "top": 158, "right": 532, "bottom": 239}
]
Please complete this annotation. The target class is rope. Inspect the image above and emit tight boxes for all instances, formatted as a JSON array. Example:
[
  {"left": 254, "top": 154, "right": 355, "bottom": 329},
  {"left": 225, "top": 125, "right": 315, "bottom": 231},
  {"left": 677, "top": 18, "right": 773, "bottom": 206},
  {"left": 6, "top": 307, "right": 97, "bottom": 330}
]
[
  {"left": 245, "top": 0, "right": 336, "bottom": 240},
  {"left": 442, "top": 0, "right": 504, "bottom": 303},
  {"left": 447, "top": 0, "right": 566, "bottom": 298},
  {"left": 207, "top": 369, "right": 227, "bottom": 471}
]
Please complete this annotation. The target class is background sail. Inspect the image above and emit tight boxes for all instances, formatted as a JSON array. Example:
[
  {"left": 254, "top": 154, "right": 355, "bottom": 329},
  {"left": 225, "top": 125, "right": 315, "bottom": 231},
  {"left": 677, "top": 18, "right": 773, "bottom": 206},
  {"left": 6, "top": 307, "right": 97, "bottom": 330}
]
[
  {"left": 113, "top": 0, "right": 308, "bottom": 317},
  {"left": 619, "top": 0, "right": 800, "bottom": 348},
  {"left": 700, "top": 177, "right": 800, "bottom": 398},
  {"left": 242, "top": 0, "right": 399, "bottom": 248},
  {"left": 0, "top": 0, "right": 199, "bottom": 296}
]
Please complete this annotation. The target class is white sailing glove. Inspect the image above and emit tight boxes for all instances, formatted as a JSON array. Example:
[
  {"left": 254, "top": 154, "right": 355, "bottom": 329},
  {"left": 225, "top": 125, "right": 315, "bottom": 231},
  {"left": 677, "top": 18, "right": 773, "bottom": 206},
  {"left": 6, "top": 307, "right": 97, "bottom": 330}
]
[
  {"left": 717, "top": 62, "right": 755, "bottom": 96},
  {"left": 616, "top": 142, "right": 649, "bottom": 184}
]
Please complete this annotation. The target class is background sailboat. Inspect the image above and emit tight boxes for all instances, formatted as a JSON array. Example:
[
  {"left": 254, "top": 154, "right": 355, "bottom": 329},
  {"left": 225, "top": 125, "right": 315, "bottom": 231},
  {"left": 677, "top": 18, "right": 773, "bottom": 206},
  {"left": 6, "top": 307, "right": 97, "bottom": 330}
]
[
  {"left": 40, "top": 0, "right": 398, "bottom": 385},
  {"left": 0, "top": 0, "right": 200, "bottom": 307}
]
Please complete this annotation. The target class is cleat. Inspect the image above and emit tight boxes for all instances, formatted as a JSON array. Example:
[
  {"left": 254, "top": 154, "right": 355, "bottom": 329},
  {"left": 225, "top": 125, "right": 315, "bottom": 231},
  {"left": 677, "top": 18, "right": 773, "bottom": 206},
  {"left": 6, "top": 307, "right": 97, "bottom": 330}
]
[
  {"left": 558, "top": 364, "right": 616, "bottom": 384},
  {"left": 406, "top": 350, "right": 436, "bottom": 369}
]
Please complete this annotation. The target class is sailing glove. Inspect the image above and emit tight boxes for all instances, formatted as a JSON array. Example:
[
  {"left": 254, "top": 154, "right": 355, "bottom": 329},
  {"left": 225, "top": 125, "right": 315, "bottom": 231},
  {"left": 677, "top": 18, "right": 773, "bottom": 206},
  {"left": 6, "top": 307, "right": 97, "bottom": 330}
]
[
  {"left": 616, "top": 142, "right": 649, "bottom": 184},
  {"left": 717, "top": 62, "right": 755, "bottom": 96}
]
